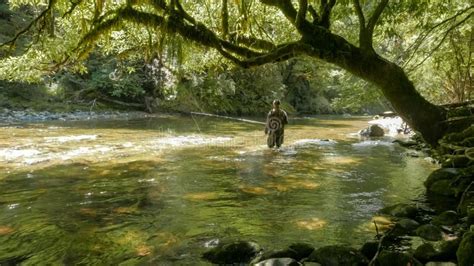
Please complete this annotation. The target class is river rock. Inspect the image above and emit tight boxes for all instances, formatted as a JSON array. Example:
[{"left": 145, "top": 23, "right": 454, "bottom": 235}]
[
  {"left": 202, "top": 240, "right": 260, "bottom": 264},
  {"left": 442, "top": 155, "right": 471, "bottom": 168},
  {"left": 413, "top": 237, "right": 460, "bottom": 263},
  {"left": 380, "top": 203, "right": 418, "bottom": 219},
  {"left": 416, "top": 224, "right": 443, "bottom": 241},
  {"left": 391, "top": 218, "right": 420, "bottom": 236},
  {"left": 457, "top": 232, "right": 474, "bottom": 266},
  {"left": 424, "top": 168, "right": 460, "bottom": 189},
  {"left": 360, "top": 240, "right": 378, "bottom": 259},
  {"left": 254, "top": 258, "right": 301, "bottom": 266},
  {"left": 432, "top": 210, "right": 459, "bottom": 226},
  {"left": 307, "top": 245, "right": 368, "bottom": 265},
  {"left": 427, "top": 180, "right": 456, "bottom": 197},
  {"left": 393, "top": 139, "right": 418, "bottom": 148},
  {"left": 288, "top": 243, "right": 315, "bottom": 260},
  {"left": 359, "top": 124, "right": 385, "bottom": 137},
  {"left": 259, "top": 249, "right": 298, "bottom": 261},
  {"left": 252, "top": 243, "right": 314, "bottom": 263},
  {"left": 376, "top": 251, "right": 422, "bottom": 266}
]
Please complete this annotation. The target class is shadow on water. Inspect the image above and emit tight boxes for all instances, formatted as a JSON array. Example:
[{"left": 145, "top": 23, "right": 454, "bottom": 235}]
[{"left": 0, "top": 115, "right": 437, "bottom": 264}]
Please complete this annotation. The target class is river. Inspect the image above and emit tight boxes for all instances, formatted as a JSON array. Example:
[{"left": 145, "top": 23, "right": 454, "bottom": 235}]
[{"left": 0, "top": 115, "right": 437, "bottom": 264}]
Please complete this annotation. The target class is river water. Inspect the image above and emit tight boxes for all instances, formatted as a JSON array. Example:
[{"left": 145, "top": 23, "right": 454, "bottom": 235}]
[{"left": 0, "top": 115, "right": 437, "bottom": 264}]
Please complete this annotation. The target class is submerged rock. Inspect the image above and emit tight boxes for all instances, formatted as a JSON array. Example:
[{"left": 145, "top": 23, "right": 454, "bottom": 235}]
[
  {"left": 416, "top": 224, "right": 443, "bottom": 241},
  {"left": 307, "top": 245, "right": 368, "bottom": 265},
  {"left": 202, "top": 240, "right": 260, "bottom": 264}
]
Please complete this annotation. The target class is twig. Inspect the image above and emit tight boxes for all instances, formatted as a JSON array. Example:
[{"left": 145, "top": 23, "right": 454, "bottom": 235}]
[{"left": 373, "top": 221, "right": 380, "bottom": 238}]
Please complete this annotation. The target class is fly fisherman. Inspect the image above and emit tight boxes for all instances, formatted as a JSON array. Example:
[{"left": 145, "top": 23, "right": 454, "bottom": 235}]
[{"left": 265, "top": 100, "right": 288, "bottom": 148}]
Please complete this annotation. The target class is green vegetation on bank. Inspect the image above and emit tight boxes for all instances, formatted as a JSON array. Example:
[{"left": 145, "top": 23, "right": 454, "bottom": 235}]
[{"left": 0, "top": 1, "right": 471, "bottom": 121}]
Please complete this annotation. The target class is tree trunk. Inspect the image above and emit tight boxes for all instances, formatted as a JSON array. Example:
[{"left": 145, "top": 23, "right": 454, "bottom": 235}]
[
  {"left": 350, "top": 52, "right": 447, "bottom": 146},
  {"left": 301, "top": 31, "right": 447, "bottom": 146}
]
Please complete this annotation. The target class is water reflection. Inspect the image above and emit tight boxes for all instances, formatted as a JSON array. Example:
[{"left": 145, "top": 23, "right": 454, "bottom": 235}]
[{"left": 0, "top": 116, "right": 437, "bottom": 264}]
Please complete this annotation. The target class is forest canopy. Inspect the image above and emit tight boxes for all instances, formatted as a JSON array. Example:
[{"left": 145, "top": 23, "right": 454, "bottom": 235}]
[{"left": 0, "top": 0, "right": 472, "bottom": 144}]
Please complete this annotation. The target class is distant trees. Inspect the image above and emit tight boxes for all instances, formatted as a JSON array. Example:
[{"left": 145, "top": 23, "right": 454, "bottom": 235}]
[{"left": 1, "top": 0, "right": 472, "bottom": 145}]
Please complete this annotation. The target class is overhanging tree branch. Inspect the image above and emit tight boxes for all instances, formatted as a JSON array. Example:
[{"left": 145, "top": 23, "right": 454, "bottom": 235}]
[{"left": 0, "top": 0, "right": 56, "bottom": 51}]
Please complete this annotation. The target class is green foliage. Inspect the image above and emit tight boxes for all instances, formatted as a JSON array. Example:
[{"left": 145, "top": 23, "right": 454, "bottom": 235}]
[{"left": 0, "top": 0, "right": 472, "bottom": 114}]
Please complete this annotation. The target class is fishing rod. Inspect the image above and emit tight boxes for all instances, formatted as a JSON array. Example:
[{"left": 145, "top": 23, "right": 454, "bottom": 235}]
[{"left": 190, "top": 112, "right": 266, "bottom": 125}]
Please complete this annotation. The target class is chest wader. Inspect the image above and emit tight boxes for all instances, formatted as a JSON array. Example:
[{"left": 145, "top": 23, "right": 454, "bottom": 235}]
[{"left": 267, "top": 117, "right": 284, "bottom": 148}]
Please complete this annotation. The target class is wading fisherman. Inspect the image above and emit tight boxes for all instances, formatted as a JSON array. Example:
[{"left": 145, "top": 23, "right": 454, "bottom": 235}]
[{"left": 265, "top": 100, "right": 288, "bottom": 148}]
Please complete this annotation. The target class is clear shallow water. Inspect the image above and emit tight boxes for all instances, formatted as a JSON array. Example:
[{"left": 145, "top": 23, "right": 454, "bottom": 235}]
[{"left": 0, "top": 115, "right": 437, "bottom": 264}]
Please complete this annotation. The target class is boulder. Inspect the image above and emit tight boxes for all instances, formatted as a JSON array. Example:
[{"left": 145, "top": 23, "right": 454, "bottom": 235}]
[
  {"left": 307, "top": 245, "right": 368, "bottom": 265},
  {"left": 259, "top": 249, "right": 298, "bottom": 262},
  {"left": 441, "top": 155, "right": 471, "bottom": 168},
  {"left": 380, "top": 203, "right": 418, "bottom": 219},
  {"left": 256, "top": 243, "right": 314, "bottom": 262},
  {"left": 376, "top": 251, "right": 422, "bottom": 266},
  {"left": 432, "top": 210, "right": 459, "bottom": 226},
  {"left": 428, "top": 180, "right": 456, "bottom": 197},
  {"left": 360, "top": 241, "right": 378, "bottom": 260},
  {"left": 391, "top": 218, "right": 420, "bottom": 236},
  {"left": 288, "top": 243, "right": 315, "bottom": 260},
  {"left": 416, "top": 224, "right": 443, "bottom": 241},
  {"left": 254, "top": 258, "right": 301, "bottom": 266},
  {"left": 202, "top": 240, "right": 260, "bottom": 264},
  {"left": 457, "top": 232, "right": 474, "bottom": 266},
  {"left": 413, "top": 238, "right": 461, "bottom": 263},
  {"left": 424, "top": 168, "right": 459, "bottom": 189},
  {"left": 359, "top": 124, "right": 385, "bottom": 137}
]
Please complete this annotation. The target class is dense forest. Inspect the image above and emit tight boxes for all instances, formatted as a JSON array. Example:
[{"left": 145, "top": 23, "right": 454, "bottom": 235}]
[{"left": 0, "top": 1, "right": 471, "bottom": 124}]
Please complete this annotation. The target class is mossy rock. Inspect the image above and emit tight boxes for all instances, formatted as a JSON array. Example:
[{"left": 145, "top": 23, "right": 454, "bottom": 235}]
[
  {"left": 288, "top": 243, "right": 315, "bottom": 260},
  {"left": 456, "top": 232, "right": 474, "bottom": 266},
  {"left": 376, "top": 251, "right": 422, "bottom": 266},
  {"left": 428, "top": 180, "right": 456, "bottom": 197},
  {"left": 432, "top": 210, "right": 459, "bottom": 226},
  {"left": 424, "top": 168, "right": 459, "bottom": 189},
  {"left": 380, "top": 203, "right": 418, "bottom": 219},
  {"left": 441, "top": 155, "right": 471, "bottom": 168},
  {"left": 202, "top": 240, "right": 260, "bottom": 264},
  {"left": 413, "top": 238, "right": 460, "bottom": 262},
  {"left": 259, "top": 249, "right": 298, "bottom": 262},
  {"left": 307, "top": 245, "right": 368, "bottom": 265},
  {"left": 416, "top": 224, "right": 443, "bottom": 241},
  {"left": 393, "top": 218, "right": 420, "bottom": 235},
  {"left": 360, "top": 241, "right": 378, "bottom": 260}
]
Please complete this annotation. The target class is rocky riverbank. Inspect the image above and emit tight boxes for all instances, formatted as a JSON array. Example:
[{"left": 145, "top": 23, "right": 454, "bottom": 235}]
[{"left": 0, "top": 108, "right": 155, "bottom": 124}]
